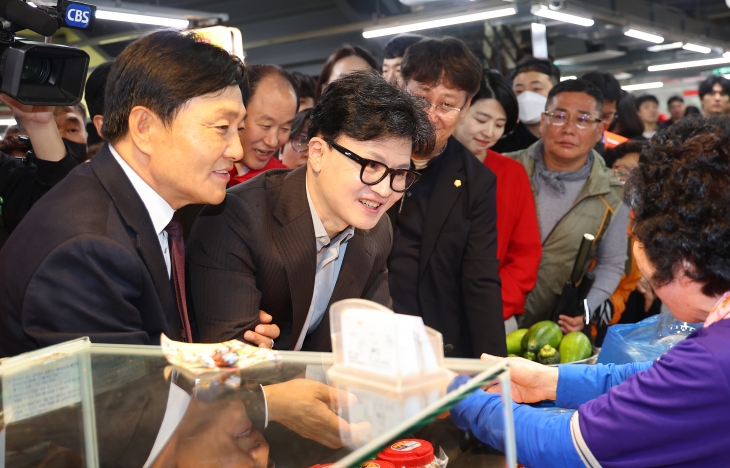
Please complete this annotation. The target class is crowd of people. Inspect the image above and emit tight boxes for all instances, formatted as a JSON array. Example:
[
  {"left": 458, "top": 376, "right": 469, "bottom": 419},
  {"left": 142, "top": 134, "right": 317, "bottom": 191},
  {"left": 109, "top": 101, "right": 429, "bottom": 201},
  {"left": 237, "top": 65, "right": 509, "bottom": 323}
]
[{"left": 0, "top": 26, "right": 729, "bottom": 466}]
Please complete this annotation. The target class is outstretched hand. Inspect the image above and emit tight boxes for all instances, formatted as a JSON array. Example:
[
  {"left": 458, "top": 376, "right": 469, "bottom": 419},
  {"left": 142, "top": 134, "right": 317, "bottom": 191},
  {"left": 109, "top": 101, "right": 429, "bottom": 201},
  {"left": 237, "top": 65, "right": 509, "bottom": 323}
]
[
  {"left": 482, "top": 354, "right": 559, "bottom": 404},
  {"left": 0, "top": 94, "right": 54, "bottom": 127}
]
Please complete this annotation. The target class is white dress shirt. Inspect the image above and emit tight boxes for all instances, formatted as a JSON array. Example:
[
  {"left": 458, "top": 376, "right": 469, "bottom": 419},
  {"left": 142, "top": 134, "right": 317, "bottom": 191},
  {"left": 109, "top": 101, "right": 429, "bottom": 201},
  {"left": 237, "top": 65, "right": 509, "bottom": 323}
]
[{"left": 109, "top": 145, "right": 175, "bottom": 278}]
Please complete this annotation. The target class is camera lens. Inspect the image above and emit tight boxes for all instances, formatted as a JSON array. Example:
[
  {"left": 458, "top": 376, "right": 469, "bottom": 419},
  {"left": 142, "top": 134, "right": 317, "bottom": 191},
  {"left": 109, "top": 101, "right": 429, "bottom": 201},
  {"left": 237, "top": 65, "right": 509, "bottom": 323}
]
[{"left": 21, "top": 56, "right": 51, "bottom": 84}]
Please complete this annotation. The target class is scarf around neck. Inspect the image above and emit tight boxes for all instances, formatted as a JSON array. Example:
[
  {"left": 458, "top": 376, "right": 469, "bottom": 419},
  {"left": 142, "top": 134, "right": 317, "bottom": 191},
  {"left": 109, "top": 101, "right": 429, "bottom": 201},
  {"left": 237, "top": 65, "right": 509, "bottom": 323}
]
[
  {"left": 530, "top": 141, "right": 594, "bottom": 194},
  {"left": 705, "top": 291, "right": 730, "bottom": 327}
]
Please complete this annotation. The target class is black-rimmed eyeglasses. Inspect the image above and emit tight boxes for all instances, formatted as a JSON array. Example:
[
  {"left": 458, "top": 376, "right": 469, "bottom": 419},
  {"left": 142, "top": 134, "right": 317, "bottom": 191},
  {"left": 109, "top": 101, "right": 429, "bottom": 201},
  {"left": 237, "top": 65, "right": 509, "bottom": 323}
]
[{"left": 325, "top": 139, "right": 421, "bottom": 193}]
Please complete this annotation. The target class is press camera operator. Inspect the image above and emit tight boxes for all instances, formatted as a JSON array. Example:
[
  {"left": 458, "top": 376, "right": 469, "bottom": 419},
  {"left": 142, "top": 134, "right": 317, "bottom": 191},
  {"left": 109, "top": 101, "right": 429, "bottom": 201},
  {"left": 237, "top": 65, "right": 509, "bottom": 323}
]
[{"left": 0, "top": 97, "right": 81, "bottom": 247}]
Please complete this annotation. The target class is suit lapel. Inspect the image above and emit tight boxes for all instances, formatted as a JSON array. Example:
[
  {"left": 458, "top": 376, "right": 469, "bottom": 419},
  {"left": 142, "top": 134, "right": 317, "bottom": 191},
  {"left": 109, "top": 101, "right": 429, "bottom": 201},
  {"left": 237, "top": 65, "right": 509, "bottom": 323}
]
[
  {"left": 90, "top": 145, "right": 178, "bottom": 332},
  {"left": 271, "top": 167, "right": 316, "bottom": 346},
  {"left": 418, "top": 141, "right": 466, "bottom": 279}
]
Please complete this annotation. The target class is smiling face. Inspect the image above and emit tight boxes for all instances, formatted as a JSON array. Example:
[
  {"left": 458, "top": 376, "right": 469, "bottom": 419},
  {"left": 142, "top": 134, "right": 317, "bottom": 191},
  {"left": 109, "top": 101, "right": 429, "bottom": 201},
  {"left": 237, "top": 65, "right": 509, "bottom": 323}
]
[
  {"left": 240, "top": 74, "right": 298, "bottom": 171},
  {"left": 143, "top": 85, "right": 245, "bottom": 209},
  {"left": 453, "top": 98, "right": 507, "bottom": 158},
  {"left": 405, "top": 79, "right": 469, "bottom": 158},
  {"left": 307, "top": 134, "right": 411, "bottom": 237},
  {"left": 540, "top": 91, "right": 603, "bottom": 172}
]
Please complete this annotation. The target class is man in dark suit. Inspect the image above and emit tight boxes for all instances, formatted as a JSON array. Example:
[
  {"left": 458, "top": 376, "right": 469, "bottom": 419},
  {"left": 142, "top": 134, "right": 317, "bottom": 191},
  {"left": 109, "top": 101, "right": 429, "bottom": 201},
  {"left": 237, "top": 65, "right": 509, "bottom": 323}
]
[
  {"left": 0, "top": 31, "right": 261, "bottom": 357},
  {"left": 187, "top": 70, "right": 435, "bottom": 351},
  {"left": 388, "top": 37, "right": 507, "bottom": 358}
]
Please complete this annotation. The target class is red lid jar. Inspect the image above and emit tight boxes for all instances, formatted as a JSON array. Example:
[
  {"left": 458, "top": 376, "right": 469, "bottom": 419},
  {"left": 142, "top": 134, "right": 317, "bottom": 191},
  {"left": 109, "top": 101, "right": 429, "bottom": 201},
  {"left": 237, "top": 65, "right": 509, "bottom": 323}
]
[
  {"left": 377, "top": 439, "right": 435, "bottom": 468},
  {"left": 310, "top": 462, "right": 396, "bottom": 468}
]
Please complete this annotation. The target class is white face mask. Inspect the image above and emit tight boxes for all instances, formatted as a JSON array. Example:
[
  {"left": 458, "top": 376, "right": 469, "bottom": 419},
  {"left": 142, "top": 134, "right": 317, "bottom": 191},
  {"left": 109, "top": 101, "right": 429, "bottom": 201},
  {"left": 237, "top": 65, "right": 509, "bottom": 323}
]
[{"left": 517, "top": 91, "right": 548, "bottom": 125}]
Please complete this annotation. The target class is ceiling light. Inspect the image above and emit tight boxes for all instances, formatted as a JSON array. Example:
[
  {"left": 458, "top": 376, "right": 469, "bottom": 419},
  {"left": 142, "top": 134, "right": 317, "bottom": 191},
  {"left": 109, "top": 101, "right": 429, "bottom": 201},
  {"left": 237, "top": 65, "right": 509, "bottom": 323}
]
[
  {"left": 363, "top": 7, "right": 516, "bottom": 38},
  {"left": 95, "top": 10, "right": 190, "bottom": 28},
  {"left": 648, "top": 57, "right": 730, "bottom": 72},
  {"left": 531, "top": 5, "right": 594, "bottom": 27},
  {"left": 0, "top": 118, "right": 17, "bottom": 126},
  {"left": 682, "top": 43, "right": 712, "bottom": 54},
  {"left": 614, "top": 72, "right": 633, "bottom": 80},
  {"left": 622, "top": 82, "right": 663, "bottom": 91},
  {"left": 561, "top": 76, "right": 577, "bottom": 81},
  {"left": 624, "top": 29, "right": 664, "bottom": 44},
  {"left": 724, "top": 52, "right": 730, "bottom": 59},
  {"left": 647, "top": 42, "right": 683, "bottom": 52}
]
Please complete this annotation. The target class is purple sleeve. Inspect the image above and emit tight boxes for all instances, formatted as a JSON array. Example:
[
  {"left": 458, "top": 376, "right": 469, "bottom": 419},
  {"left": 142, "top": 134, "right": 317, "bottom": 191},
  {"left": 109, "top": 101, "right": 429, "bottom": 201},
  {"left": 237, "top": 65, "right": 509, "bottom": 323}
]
[
  {"left": 555, "top": 361, "right": 652, "bottom": 409},
  {"left": 578, "top": 334, "right": 730, "bottom": 467}
]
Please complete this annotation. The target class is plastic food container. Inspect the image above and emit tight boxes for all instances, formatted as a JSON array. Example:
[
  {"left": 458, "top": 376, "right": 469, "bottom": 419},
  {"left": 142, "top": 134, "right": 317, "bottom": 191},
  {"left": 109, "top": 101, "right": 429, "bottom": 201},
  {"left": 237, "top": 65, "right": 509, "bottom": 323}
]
[
  {"left": 310, "top": 461, "right": 396, "bottom": 468},
  {"left": 377, "top": 439, "right": 438, "bottom": 468}
]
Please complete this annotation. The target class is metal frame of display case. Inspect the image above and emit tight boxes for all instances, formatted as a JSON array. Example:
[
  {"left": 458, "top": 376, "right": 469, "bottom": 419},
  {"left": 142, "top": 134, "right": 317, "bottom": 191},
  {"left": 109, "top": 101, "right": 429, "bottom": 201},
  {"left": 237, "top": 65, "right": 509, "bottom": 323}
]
[{"left": 0, "top": 339, "right": 517, "bottom": 468}]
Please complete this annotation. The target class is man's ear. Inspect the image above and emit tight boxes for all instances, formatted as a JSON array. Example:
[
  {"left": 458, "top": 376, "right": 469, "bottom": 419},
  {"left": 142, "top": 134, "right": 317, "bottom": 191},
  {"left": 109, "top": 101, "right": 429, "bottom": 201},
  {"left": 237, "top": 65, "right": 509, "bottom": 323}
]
[
  {"left": 127, "top": 106, "right": 160, "bottom": 154},
  {"left": 308, "top": 137, "right": 325, "bottom": 174},
  {"left": 92, "top": 115, "right": 104, "bottom": 138}
]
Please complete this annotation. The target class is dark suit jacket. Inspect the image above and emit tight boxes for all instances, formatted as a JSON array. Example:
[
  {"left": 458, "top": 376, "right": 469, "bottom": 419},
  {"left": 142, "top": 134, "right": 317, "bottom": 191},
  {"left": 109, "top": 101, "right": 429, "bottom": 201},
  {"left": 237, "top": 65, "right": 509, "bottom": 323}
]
[
  {"left": 0, "top": 145, "right": 182, "bottom": 358},
  {"left": 388, "top": 137, "right": 507, "bottom": 358},
  {"left": 186, "top": 166, "right": 392, "bottom": 351}
]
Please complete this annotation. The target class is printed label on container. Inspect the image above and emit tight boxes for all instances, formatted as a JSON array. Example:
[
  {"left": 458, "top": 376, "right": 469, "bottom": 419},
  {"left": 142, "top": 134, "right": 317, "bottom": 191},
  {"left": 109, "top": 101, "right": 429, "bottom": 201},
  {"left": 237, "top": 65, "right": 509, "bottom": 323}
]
[{"left": 391, "top": 440, "right": 422, "bottom": 452}]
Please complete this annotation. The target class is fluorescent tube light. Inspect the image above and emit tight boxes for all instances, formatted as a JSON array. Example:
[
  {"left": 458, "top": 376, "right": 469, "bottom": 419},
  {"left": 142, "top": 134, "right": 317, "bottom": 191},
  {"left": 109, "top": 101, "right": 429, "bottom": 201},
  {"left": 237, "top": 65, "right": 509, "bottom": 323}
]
[
  {"left": 560, "top": 76, "right": 577, "bottom": 81},
  {"left": 363, "top": 7, "right": 516, "bottom": 38},
  {"left": 95, "top": 10, "right": 190, "bottom": 28},
  {"left": 622, "top": 82, "right": 663, "bottom": 91},
  {"left": 531, "top": 5, "right": 594, "bottom": 27},
  {"left": 614, "top": 72, "right": 633, "bottom": 80},
  {"left": 624, "top": 29, "right": 664, "bottom": 44},
  {"left": 0, "top": 118, "right": 17, "bottom": 126},
  {"left": 682, "top": 43, "right": 712, "bottom": 54},
  {"left": 648, "top": 57, "right": 730, "bottom": 72},
  {"left": 724, "top": 52, "right": 730, "bottom": 59},
  {"left": 647, "top": 42, "right": 683, "bottom": 52}
]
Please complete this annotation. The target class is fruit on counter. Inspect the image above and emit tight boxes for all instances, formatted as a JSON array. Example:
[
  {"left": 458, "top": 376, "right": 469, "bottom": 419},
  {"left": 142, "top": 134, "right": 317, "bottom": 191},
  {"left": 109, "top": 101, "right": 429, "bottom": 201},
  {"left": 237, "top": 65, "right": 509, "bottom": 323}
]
[
  {"left": 508, "top": 353, "right": 520, "bottom": 357},
  {"left": 559, "top": 331, "right": 593, "bottom": 363},
  {"left": 536, "top": 344, "right": 561, "bottom": 365},
  {"left": 523, "top": 351, "right": 536, "bottom": 361},
  {"left": 506, "top": 328, "right": 529, "bottom": 355},
  {"left": 522, "top": 320, "right": 563, "bottom": 353}
]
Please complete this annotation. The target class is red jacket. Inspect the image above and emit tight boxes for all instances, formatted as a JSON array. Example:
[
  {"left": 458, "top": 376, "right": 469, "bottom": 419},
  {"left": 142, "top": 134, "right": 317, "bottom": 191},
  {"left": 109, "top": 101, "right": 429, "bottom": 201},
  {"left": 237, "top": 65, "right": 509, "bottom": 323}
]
[
  {"left": 484, "top": 149, "right": 542, "bottom": 320},
  {"left": 228, "top": 157, "right": 286, "bottom": 188}
]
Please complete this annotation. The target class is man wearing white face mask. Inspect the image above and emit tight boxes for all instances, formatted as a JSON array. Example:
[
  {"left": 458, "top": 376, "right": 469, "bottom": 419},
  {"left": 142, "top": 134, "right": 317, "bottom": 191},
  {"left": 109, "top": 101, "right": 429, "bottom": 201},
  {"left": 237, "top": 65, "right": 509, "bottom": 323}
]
[{"left": 492, "top": 57, "right": 561, "bottom": 154}]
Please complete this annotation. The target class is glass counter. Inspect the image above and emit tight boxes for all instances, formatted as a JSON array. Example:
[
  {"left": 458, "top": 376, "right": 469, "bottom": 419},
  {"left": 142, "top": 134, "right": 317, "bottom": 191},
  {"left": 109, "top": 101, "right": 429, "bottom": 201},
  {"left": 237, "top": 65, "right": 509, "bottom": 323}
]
[{"left": 0, "top": 338, "right": 515, "bottom": 468}]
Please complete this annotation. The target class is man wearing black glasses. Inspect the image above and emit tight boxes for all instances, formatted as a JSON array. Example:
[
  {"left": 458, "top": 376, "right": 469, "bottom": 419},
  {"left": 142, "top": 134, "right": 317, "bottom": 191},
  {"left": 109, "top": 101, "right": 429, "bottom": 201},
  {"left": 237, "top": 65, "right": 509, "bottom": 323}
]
[
  {"left": 388, "top": 37, "right": 507, "bottom": 358},
  {"left": 506, "top": 79, "right": 629, "bottom": 333},
  {"left": 186, "top": 70, "right": 434, "bottom": 352}
]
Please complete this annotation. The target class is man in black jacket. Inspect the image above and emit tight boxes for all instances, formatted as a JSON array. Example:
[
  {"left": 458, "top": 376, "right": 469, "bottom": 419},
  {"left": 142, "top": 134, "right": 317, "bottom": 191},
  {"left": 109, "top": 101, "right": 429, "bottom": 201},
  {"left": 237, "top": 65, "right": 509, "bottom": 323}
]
[
  {"left": 388, "top": 37, "right": 507, "bottom": 358},
  {"left": 187, "top": 70, "right": 435, "bottom": 351}
]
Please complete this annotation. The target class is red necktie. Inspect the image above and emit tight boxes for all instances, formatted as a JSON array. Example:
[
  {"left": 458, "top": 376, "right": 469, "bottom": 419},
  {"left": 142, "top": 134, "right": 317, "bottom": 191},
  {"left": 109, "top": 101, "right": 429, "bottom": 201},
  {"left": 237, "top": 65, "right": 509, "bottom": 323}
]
[{"left": 166, "top": 213, "right": 193, "bottom": 343}]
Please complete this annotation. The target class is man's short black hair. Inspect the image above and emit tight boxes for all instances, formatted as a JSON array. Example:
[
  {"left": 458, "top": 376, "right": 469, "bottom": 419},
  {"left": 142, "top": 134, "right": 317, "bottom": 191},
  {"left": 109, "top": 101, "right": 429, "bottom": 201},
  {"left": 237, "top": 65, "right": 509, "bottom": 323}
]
[
  {"left": 472, "top": 69, "right": 518, "bottom": 136},
  {"left": 668, "top": 95, "right": 684, "bottom": 106},
  {"left": 309, "top": 69, "right": 435, "bottom": 158},
  {"left": 699, "top": 76, "right": 730, "bottom": 99},
  {"left": 102, "top": 31, "right": 246, "bottom": 144},
  {"left": 401, "top": 36, "right": 482, "bottom": 97},
  {"left": 85, "top": 61, "right": 113, "bottom": 118},
  {"left": 383, "top": 34, "right": 424, "bottom": 59},
  {"left": 315, "top": 45, "right": 378, "bottom": 101},
  {"left": 513, "top": 57, "right": 561, "bottom": 86},
  {"left": 290, "top": 71, "right": 316, "bottom": 101},
  {"left": 580, "top": 72, "right": 621, "bottom": 103},
  {"left": 635, "top": 94, "right": 659, "bottom": 109},
  {"left": 245, "top": 64, "right": 299, "bottom": 111},
  {"left": 625, "top": 116, "right": 730, "bottom": 297},
  {"left": 546, "top": 79, "right": 604, "bottom": 114}
]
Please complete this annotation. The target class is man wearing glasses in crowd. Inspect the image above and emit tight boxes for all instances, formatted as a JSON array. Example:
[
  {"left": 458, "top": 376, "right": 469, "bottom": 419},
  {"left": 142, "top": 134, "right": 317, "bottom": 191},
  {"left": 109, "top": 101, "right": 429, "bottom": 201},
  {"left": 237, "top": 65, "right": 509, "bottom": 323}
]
[
  {"left": 506, "top": 79, "right": 629, "bottom": 333},
  {"left": 187, "top": 70, "right": 434, "bottom": 352},
  {"left": 387, "top": 37, "right": 507, "bottom": 358}
]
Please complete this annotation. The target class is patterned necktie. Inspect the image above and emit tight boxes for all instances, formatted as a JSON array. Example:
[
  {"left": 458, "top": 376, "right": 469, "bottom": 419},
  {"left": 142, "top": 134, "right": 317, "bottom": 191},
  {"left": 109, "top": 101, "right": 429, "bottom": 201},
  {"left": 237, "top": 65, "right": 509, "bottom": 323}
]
[{"left": 165, "top": 213, "right": 193, "bottom": 342}]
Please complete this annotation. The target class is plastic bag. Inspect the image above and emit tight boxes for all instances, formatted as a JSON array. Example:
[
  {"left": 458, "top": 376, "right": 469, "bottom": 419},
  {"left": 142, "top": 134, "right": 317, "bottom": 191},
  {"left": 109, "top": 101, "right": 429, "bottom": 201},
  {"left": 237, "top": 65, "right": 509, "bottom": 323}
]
[{"left": 597, "top": 309, "right": 700, "bottom": 365}]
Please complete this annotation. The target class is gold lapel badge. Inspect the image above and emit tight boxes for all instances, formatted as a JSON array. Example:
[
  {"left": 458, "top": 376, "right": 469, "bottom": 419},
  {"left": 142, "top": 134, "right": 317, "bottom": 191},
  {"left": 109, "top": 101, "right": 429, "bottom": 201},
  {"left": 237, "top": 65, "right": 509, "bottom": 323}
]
[{"left": 454, "top": 179, "right": 462, "bottom": 187}]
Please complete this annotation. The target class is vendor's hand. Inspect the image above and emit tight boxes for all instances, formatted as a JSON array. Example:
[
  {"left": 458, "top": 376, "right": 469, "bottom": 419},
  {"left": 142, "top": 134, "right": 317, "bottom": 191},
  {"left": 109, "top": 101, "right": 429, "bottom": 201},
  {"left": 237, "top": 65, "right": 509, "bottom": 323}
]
[
  {"left": 481, "top": 354, "right": 559, "bottom": 404},
  {"left": 558, "top": 314, "right": 585, "bottom": 334},
  {"left": 263, "top": 379, "right": 370, "bottom": 448},
  {"left": 243, "top": 310, "right": 280, "bottom": 348},
  {"left": 637, "top": 276, "right": 655, "bottom": 312}
]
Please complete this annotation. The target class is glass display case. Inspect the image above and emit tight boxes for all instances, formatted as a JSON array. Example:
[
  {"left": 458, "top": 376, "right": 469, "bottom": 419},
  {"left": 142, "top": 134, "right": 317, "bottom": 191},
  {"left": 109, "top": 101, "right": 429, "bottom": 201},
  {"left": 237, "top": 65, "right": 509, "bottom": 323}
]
[{"left": 0, "top": 338, "right": 516, "bottom": 468}]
